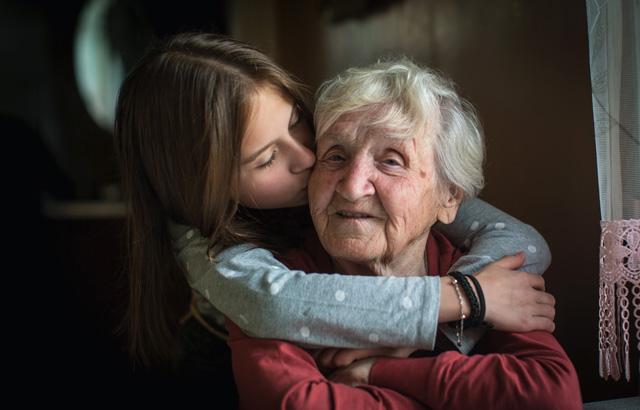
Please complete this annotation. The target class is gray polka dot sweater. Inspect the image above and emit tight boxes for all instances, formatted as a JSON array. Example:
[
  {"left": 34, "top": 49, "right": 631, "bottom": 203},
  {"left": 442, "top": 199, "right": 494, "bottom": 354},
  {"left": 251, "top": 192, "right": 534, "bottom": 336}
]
[{"left": 169, "top": 198, "right": 550, "bottom": 353}]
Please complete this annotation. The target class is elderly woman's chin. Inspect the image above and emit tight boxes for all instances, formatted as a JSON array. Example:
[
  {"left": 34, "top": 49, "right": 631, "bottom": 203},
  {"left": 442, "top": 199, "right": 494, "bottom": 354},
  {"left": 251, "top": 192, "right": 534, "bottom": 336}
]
[
  {"left": 310, "top": 205, "right": 383, "bottom": 260},
  {"left": 320, "top": 232, "right": 386, "bottom": 267}
]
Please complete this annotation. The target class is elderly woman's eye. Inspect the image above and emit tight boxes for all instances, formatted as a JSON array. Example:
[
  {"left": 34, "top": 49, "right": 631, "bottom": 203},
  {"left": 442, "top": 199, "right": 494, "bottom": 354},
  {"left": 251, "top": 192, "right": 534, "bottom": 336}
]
[
  {"left": 321, "top": 147, "right": 345, "bottom": 162},
  {"left": 381, "top": 157, "right": 404, "bottom": 167},
  {"left": 326, "top": 153, "right": 345, "bottom": 162}
]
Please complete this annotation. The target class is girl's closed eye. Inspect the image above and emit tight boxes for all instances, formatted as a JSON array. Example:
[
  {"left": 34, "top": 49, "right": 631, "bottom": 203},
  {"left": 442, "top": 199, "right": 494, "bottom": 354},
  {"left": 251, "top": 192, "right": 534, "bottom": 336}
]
[{"left": 258, "top": 150, "right": 277, "bottom": 169}]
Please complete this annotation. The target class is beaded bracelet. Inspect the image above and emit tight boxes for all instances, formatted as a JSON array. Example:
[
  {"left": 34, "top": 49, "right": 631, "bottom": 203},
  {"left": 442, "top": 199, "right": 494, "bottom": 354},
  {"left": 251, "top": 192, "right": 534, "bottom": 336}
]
[
  {"left": 465, "top": 273, "right": 487, "bottom": 327},
  {"left": 449, "top": 271, "right": 482, "bottom": 328},
  {"left": 448, "top": 275, "right": 466, "bottom": 347}
]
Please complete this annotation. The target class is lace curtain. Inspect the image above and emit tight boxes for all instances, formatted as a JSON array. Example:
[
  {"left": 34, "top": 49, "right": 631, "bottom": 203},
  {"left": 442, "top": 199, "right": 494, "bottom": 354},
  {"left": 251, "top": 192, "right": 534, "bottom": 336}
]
[{"left": 586, "top": 0, "right": 640, "bottom": 382}]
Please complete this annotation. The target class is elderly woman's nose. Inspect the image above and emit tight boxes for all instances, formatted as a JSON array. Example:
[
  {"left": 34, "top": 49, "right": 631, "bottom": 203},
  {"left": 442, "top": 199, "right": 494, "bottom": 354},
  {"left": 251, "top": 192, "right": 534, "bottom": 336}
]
[
  {"left": 290, "top": 141, "right": 316, "bottom": 174},
  {"left": 336, "top": 158, "right": 375, "bottom": 201}
]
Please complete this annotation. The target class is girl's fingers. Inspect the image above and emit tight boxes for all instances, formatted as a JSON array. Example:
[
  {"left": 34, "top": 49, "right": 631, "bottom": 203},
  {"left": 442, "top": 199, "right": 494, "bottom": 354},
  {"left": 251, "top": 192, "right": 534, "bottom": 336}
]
[
  {"left": 535, "top": 291, "right": 556, "bottom": 307},
  {"left": 534, "top": 303, "right": 556, "bottom": 321},
  {"left": 526, "top": 273, "right": 546, "bottom": 291},
  {"left": 529, "top": 316, "right": 556, "bottom": 333},
  {"left": 317, "top": 348, "right": 339, "bottom": 368}
]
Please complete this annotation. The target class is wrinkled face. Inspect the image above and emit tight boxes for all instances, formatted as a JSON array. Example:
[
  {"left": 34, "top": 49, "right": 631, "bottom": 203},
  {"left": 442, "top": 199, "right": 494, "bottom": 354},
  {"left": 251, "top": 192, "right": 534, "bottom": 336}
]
[
  {"left": 238, "top": 86, "right": 316, "bottom": 209},
  {"left": 309, "top": 111, "right": 457, "bottom": 267}
]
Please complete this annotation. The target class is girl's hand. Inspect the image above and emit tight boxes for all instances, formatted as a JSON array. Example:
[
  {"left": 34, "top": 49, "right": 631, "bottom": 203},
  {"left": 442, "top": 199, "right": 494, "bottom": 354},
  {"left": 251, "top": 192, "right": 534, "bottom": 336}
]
[
  {"left": 313, "top": 347, "right": 416, "bottom": 369},
  {"left": 328, "top": 357, "right": 377, "bottom": 387},
  {"left": 475, "top": 252, "right": 556, "bottom": 332}
]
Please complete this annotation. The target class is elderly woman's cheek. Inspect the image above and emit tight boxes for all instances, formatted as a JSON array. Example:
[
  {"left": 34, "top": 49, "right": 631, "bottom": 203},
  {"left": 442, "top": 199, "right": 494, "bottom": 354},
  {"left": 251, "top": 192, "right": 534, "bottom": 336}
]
[
  {"left": 307, "top": 169, "right": 327, "bottom": 212},
  {"left": 385, "top": 181, "right": 437, "bottom": 245},
  {"left": 307, "top": 167, "right": 335, "bottom": 241}
]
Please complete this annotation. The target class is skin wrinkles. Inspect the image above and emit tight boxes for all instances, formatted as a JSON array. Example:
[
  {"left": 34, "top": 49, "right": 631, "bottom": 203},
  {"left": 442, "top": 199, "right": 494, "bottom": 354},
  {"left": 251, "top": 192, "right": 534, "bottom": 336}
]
[{"left": 309, "top": 110, "right": 459, "bottom": 278}]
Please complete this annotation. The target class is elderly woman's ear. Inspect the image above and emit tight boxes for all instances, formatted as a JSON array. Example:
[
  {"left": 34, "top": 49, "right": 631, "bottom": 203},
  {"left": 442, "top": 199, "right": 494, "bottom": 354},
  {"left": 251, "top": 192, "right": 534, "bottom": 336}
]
[{"left": 436, "top": 187, "right": 464, "bottom": 224}]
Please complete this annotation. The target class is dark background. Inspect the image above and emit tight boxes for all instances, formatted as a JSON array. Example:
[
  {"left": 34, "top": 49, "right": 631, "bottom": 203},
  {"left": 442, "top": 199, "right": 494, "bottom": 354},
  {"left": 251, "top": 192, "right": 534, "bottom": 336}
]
[{"left": 3, "top": 0, "right": 637, "bottom": 404}]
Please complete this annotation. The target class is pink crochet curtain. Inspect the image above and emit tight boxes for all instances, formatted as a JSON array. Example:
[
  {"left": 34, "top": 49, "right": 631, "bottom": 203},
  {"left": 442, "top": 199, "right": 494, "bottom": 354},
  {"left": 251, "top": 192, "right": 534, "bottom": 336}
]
[{"left": 587, "top": 0, "right": 640, "bottom": 382}]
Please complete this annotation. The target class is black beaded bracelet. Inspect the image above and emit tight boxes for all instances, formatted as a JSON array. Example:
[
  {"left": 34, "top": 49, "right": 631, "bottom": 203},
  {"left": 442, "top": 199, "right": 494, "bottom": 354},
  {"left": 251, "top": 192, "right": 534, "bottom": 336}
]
[
  {"left": 465, "top": 274, "right": 486, "bottom": 327},
  {"left": 448, "top": 271, "right": 482, "bottom": 328}
]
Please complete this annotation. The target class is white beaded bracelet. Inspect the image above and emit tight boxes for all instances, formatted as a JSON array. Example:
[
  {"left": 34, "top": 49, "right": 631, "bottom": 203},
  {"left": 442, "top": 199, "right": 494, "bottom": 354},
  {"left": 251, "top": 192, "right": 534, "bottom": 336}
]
[{"left": 449, "top": 275, "right": 467, "bottom": 347}]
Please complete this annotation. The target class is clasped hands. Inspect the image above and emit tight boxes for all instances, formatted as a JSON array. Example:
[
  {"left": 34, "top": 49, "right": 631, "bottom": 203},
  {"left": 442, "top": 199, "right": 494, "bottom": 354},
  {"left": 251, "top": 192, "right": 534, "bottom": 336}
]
[{"left": 312, "top": 346, "right": 416, "bottom": 387}]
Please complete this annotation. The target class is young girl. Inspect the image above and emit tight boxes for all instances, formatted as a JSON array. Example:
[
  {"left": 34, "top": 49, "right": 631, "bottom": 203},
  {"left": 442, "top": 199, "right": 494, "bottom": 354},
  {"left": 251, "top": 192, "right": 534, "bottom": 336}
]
[{"left": 114, "top": 33, "right": 554, "bottom": 377}]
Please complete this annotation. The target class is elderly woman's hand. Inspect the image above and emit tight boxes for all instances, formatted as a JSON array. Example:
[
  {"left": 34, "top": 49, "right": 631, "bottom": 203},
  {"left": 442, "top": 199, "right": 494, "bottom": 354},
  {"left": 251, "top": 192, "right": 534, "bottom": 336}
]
[
  {"left": 328, "top": 357, "right": 378, "bottom": 387},
  {"left": 313, "top": 347, "right": 416, "bottom": 370},
  {"left": 475, "top": 252, "right": 556, "bottom": 333}
]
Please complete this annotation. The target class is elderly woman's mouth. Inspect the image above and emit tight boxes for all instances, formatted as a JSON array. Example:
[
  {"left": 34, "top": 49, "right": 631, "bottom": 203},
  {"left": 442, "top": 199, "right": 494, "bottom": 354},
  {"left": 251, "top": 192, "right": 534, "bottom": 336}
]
[{"left": 336, "top": 210, "right": 374, "bottom": 218}]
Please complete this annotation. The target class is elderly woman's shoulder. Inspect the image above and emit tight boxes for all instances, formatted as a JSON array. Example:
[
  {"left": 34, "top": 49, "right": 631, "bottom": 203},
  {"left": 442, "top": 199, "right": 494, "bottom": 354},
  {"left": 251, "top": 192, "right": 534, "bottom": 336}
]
[{"left": 428, "top": 228, "right": 465, "bottom": 276}]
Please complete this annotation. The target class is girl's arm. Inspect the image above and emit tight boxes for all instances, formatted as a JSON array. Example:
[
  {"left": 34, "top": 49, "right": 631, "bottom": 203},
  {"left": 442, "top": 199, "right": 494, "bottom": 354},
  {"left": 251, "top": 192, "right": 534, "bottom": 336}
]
[
  {"left": 435, "top": 197, "right": 553, "bottom": 352},
  {"left": 172, "top": 230, "right": 442, "bottom": 350},
  {"left": 435, "top": 197, "right": 551, "bottom": 276},
  {"left": 169, "top": 198, "right": 551, "bottom": 350}
]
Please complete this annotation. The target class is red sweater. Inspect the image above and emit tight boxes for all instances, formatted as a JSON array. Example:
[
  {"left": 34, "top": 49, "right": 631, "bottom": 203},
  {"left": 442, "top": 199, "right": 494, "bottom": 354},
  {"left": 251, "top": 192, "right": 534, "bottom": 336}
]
[{"left": 226, "top": 230, "right": 582, "bottom": 409}]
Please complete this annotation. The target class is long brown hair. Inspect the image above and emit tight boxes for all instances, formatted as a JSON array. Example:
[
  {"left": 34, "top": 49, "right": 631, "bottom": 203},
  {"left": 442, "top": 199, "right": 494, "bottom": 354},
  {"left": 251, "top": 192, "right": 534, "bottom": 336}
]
[{"left": 113, "top": 32, "right": 311, "bottom": 369}]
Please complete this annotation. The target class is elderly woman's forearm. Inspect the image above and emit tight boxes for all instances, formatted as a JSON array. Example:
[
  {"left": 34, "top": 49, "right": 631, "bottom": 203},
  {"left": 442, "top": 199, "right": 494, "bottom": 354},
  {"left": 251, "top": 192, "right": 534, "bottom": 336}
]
[
  {"left": 368, "top": 331, "right": 581, "bottom": 410},
  {"left": 227, "top": 321, "right": 426, "bottom": 409}
]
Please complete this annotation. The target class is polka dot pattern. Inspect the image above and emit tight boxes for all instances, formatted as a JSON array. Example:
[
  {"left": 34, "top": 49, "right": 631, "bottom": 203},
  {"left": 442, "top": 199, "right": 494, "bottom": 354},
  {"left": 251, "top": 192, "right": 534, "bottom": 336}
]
[
  {"left": 335, "top": 290, "right": 346, "bottom": 301},
  {"left": 300, "top": 326, "right": 310, "bottom": 338},
  {"left": 369, "top": 333, "right": 380, "bottom": 343},
  {"left": 470, "top": 221, "right": 480, "bottom": 231},
  {"left": 269, "top": 283, "right": 281, "bottom": 295},
  {"left": 402, "top": 297, "right": 413, "bottom": 309},
  {"left": 186, "top": 230, "right": 194, "bottom": 239},
  {"left": 495, "top": 222, "right": 506, "bottom": 230},
  {"left": 528, "top": 245, "right": 537, "bottom": 253}
]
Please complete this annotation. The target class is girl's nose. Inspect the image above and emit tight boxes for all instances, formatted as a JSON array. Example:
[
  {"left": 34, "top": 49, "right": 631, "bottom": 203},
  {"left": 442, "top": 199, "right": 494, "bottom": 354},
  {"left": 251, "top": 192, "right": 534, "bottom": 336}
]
[{"left": 290, "top": 141, "right": 316, "bottom": 174}]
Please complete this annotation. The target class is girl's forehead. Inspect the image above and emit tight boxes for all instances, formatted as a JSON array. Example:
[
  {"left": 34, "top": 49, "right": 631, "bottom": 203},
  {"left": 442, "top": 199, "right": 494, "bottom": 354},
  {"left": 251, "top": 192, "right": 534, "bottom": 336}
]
[{"left": 242, "top": 87, "right": 293, "bottom": 148}]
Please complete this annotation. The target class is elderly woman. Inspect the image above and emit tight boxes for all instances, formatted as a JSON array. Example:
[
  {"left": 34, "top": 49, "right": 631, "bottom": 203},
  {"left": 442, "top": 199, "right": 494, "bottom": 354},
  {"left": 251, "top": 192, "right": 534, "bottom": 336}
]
[{"left": 226, "top": 59, "right": 582, "bottom": 409}]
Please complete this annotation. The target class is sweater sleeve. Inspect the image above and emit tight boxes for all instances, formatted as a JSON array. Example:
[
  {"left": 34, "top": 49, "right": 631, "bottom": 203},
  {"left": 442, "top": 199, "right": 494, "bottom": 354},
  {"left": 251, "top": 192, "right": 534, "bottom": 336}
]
[
  {"left": 369, "top": 330, "right": 582, "bottom": 410},
  {"left": 172, "top": 231, "right": 441, "bottom": 350},
  {"left": 435, "top": 197, "right": 552, "bottom": 276},
  {"left": 226, "top": 321, "right": 426, "bottom": 410},
  {"left": 169, "top": 199, "right": 552, "bottom": 351}
]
